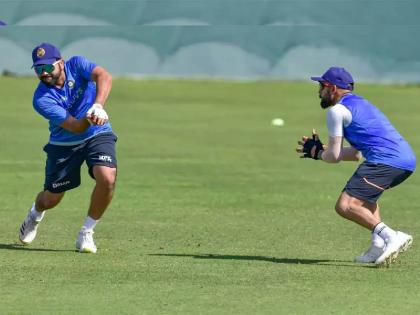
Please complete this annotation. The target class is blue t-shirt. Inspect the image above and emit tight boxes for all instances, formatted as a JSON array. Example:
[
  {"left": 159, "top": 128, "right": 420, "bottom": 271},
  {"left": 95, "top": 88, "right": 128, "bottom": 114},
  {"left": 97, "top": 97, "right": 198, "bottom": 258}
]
[
  {"left": 340, "top": 94, "right": 416, "bottom": 171},
  {"left": 33, "top": 56, "right": 112, "bottom": 145}
]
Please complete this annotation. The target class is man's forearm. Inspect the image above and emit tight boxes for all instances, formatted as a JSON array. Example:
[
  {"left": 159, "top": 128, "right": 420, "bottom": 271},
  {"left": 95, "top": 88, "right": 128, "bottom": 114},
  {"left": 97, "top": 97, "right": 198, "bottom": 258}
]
[
  {"left": 319, "top": 148, "right": 340, "bottom": 163},
  {"left": 320, "top": 146, "right": 361, "bottom": 163},
  {"left": 93, "top": 69, "right": 112, "bottom": 106},
  {"left": 60, "top": 116, "right": 91, "bottom": 134}
]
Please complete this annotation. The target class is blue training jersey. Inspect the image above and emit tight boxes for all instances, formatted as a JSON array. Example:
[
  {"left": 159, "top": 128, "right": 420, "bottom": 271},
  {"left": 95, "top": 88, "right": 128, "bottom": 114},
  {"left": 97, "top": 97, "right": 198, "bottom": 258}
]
[
  {"left": 33, "top": 56, "right": 113, "bottom": 145},
  {"left": 340, "top": 93, "right": 416, "bottom": 171}
]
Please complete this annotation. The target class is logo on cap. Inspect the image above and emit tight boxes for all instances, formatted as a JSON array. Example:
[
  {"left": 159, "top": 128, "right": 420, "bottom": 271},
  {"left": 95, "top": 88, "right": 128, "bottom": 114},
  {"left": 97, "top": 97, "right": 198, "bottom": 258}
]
[{"left": 36, "top": 48, "right": 46, "bottom": 57}]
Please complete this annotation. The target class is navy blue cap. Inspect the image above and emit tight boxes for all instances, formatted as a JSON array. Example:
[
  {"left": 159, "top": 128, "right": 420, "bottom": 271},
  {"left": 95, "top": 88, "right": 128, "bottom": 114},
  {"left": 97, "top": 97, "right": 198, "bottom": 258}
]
[
  {"left": 311, "top": 66, "right": 354, "bottom": 90},
  {"left": 0, "top": 20, "right": 6, "bottom": 26},
  {"left": 31, "top": 43, "right": 61, "bottom": 67}
]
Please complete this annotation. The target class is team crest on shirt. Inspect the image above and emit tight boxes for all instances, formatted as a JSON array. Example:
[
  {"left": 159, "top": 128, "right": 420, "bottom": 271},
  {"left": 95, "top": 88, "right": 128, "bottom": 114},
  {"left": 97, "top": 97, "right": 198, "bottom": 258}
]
[
  {"left": 67, "top": 80, "right": 75, "bottom": 88},
  {"left": 36, "top": 48, "right": 45, "bottom": 57}
]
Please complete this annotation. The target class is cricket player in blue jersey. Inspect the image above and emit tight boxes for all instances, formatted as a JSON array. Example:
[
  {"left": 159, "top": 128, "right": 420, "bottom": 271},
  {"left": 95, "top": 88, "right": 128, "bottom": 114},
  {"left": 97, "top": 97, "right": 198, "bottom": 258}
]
[
  {"left": 296, "top": 66, "right": 416, "bottom": 267},
  {"left": 19, "top": 43, "right": 117, "bottom": 253}
]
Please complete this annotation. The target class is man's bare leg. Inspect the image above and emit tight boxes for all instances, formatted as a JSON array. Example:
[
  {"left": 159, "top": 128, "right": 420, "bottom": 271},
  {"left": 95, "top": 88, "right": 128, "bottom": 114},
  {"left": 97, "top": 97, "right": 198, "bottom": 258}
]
[
  {"left": 76, "top": 165, "right": 117, "bottom": 253},
  {"left": 19, "top": 190, "right": 65, "bottom": 244}
]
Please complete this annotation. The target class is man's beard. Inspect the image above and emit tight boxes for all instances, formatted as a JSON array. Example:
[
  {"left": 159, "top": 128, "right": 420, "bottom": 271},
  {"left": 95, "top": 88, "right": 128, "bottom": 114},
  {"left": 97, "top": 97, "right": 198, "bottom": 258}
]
[
  {"left": 41, "top": 69, "right": 61, "bottom": 86},
  {"left": 319, "top": 91, "right": 334, "bottom": 109}
]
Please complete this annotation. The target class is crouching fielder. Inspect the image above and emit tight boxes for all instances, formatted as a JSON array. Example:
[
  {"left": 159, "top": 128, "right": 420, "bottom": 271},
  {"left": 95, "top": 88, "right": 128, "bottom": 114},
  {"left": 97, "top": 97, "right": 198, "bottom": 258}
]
[
  {"left": 297, "top": 66, "right": 416, "bottom": 267},
  {"left": 19, "top": 43, "right": 117, "bottom": 253}
]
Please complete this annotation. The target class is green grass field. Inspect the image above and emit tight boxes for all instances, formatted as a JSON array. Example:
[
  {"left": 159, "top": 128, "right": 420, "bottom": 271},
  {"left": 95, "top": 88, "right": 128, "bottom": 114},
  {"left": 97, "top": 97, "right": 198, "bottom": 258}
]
[{"left": 1, "top": 77, "right": 419, "bottom": 314}]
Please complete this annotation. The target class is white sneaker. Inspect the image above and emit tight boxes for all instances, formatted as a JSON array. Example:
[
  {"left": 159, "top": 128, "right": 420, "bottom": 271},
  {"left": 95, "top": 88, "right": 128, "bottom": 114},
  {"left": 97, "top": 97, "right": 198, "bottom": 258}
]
[
  {"left": 76, "top": 228, "right": 97, "bottom": 253},
  {"left": 354, "top": 245, "right": 384, "bottom": 263},
  {"left": 375, "top": 231, "right": 413, "bottom": 267},
  {"left": 399, "top": 233, "right": 413, "bottom": 253},
  {"left": 19, "top": 211, "right": 41, "bottom": 245}
]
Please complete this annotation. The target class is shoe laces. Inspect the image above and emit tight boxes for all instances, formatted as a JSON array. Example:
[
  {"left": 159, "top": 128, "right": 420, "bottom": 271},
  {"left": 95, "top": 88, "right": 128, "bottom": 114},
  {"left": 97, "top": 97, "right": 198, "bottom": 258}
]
[{"left": 81, "top": 229, "right": 94, "bottom": 244}]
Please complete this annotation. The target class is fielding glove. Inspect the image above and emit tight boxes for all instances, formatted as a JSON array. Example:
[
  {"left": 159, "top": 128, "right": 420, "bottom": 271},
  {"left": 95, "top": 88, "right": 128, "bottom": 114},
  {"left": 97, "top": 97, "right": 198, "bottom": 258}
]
[{"left": 302, "top": 130, "right": 324, "bottom": 160}]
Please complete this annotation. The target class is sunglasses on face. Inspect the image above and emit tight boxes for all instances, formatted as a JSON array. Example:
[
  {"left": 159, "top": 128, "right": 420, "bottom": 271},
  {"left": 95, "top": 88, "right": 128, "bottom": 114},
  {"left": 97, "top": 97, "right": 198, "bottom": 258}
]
[
  {"left": 34, "top": 60, "right": 60, "bottom": 75},
  {"left": 319, "top": 82, "right": 334, "bottom": 89}
]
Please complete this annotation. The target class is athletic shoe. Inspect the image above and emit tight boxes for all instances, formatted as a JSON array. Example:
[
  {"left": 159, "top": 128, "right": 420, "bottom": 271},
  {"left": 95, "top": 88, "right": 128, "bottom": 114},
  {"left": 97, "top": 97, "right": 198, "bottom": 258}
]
[
  {"left": 76, "top": 228, "right": 97, "bottom": 253},
  {"left": 354, "top": 245, "right": 384, "bottom": 263},
  {"left": 375, "top": 231, "right": 413, "bottom": 267},
  {"left": 399, "top": 233, "right": 413, "bottom": 253},
  {"left": 19, "top": 210, "right": 42, "bottom": 244}
]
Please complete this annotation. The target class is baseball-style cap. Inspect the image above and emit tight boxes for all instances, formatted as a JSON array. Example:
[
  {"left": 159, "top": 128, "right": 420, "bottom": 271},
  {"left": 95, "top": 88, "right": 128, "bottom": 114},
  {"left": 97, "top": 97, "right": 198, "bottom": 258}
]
[
  {"left": 311, "top": 66, "right": 354, "bottom": 90},
  {"left": 0, "top": 20, "right": 6, "bottom": 26},
  {"left": 31, "top": 43, "right": 61, "bottom": 67}
]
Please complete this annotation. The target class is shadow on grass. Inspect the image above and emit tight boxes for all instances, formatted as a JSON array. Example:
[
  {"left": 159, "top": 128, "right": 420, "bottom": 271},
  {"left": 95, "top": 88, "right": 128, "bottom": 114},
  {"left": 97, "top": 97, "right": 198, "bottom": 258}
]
[
  {"left": 150, "top": 253, "right": 377, "bottom": 268},
  {"left": 0, "top": 243, "right": 75, "bottom": 252}
]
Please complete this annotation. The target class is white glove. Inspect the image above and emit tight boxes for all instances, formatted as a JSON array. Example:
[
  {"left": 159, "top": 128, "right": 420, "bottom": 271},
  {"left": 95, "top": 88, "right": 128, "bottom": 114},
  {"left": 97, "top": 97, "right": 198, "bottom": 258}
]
[{"left": 86, "top": 103, "right": 108, "bottom": 125}]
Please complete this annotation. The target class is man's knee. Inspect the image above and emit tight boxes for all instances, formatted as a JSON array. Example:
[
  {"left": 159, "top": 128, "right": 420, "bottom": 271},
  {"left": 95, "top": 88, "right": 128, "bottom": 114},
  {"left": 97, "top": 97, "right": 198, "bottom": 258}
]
[
  {"left": 335, "top": 193, "right": 363, "bottom": 217},
  {"left": 335, "top": 193, "right": 354, "bottom": 217},
  {"left": 94, "top": 167, "right": 117, "bottom": 191},
  {"left": 335, "top": 199, "right": 348, "bottom": 217}
]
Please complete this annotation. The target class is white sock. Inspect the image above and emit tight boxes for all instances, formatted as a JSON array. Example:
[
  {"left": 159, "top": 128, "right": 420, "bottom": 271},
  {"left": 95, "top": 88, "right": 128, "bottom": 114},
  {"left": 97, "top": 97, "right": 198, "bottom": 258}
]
[
  {"left": 373, "top": 222, "right": 397, "bottom": 242},
  {"left": 82, "top": 216, "right": 98, "bottom": 231},
  {"left": 371, "top": 232, "right": 385, "bottom": 248},
  {"left": 30, "top": 202, "right": 45, "bottom": 222}
]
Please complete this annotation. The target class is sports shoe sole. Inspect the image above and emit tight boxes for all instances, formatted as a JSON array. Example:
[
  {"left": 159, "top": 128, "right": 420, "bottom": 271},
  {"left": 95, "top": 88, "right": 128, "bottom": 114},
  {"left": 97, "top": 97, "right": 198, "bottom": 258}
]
[
  {"left": 376, "top": 236, "right": 413, "bottom": 268},
  {"left": 399, "top": 237, "right": 413, "bottom": 253},
  {"left": 19, "top": 238, "right": 30, "bottom": 245},
  {"left": 77, "top": 248, "right": 97, "bottom": 253},
  {"left": 76, "top": 244, "right": 97, "bottom": 253}
]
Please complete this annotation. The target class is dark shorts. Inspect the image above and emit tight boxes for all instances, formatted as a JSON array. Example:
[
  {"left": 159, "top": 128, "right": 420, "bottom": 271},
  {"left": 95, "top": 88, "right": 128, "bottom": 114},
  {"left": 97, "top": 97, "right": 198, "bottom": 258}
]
[
  {"left": 43, "top": 132, "right": 118, "bottom": 193},
  {"left": 343, "top": 161, "right": 413, "bottom": 204}
]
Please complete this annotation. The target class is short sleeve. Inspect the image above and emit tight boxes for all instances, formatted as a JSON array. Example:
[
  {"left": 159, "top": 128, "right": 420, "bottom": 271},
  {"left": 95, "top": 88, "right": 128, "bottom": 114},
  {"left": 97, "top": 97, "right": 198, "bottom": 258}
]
[
  {"left": 33, "top": 96, "right": 69, "bottom": 126},
  {"left": 69, "top": 56, "right": 97, "bottom": 81},
  {"left": 326, "top": 104, "right": 352, "bottom": 137}
]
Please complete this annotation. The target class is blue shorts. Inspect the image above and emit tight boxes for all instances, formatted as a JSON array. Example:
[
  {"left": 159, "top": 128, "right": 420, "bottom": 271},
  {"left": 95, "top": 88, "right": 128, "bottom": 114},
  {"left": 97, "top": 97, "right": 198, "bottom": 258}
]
[
  {"left": 343, "top": 161, "right": 413, "bottom": 204},
  {"left": 43, "top": 132, "right": 118, "bottom": 193}
]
